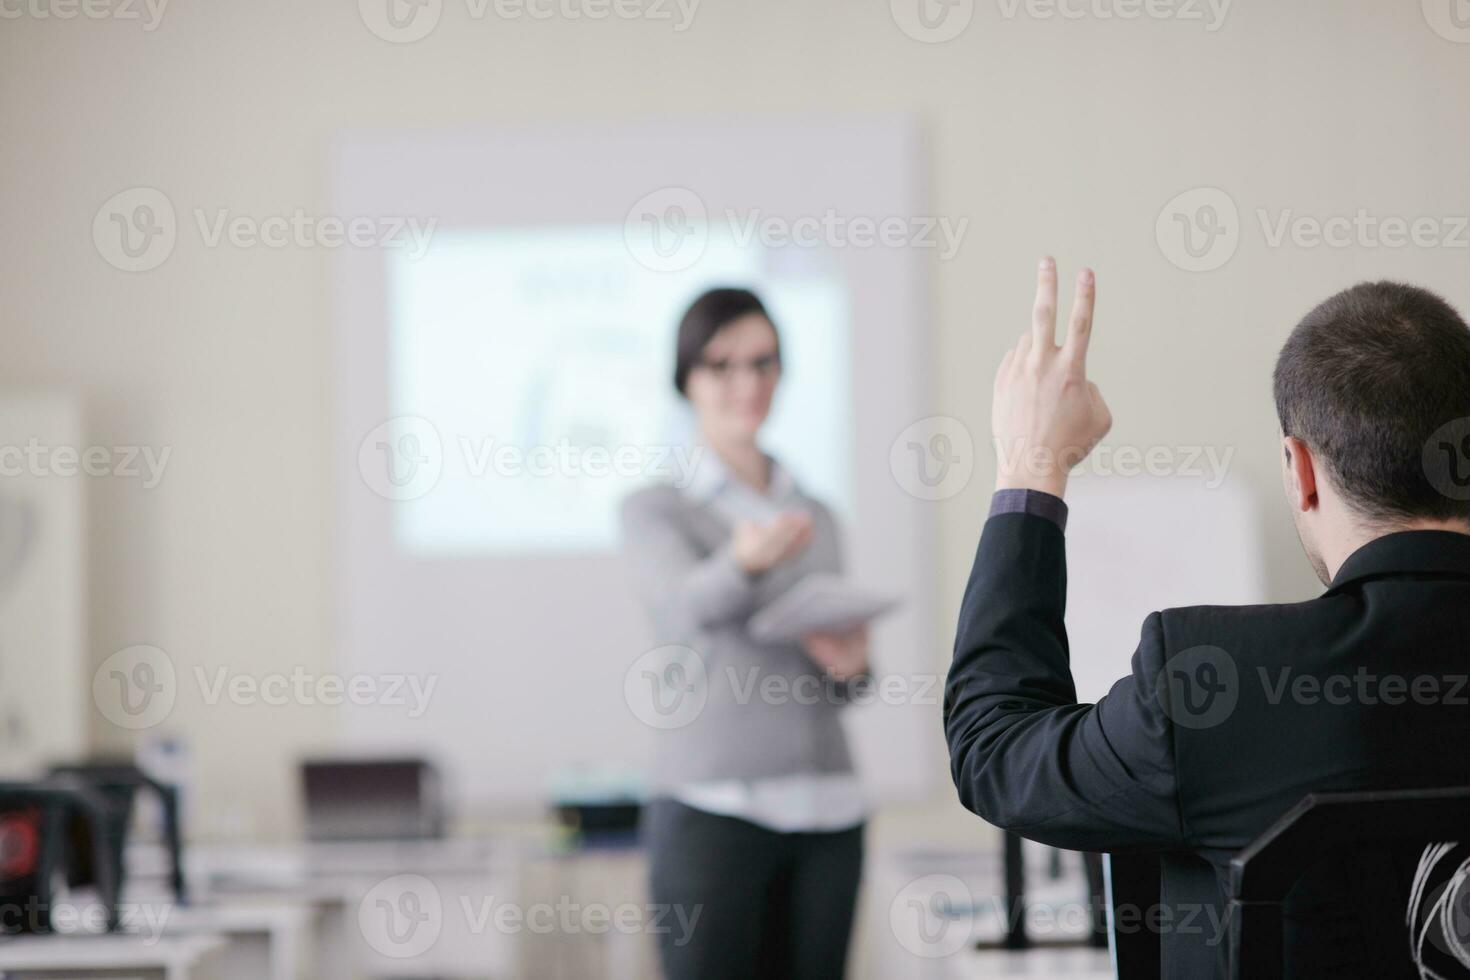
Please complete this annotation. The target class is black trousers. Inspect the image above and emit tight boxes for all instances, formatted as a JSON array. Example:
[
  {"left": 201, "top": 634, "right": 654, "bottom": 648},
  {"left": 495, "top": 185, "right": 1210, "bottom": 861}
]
[{"left": 643, "top": 798, "right": 864, "bottom": 980}]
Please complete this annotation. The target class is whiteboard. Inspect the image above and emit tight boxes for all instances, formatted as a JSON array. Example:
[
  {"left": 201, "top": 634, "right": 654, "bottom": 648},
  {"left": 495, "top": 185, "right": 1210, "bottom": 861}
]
[
  {"left": 329, "top": 117, "right": 938, "bottom": 812},
  {"left": 1063, "top": 475, "right": 1266, "bottom": 704}
]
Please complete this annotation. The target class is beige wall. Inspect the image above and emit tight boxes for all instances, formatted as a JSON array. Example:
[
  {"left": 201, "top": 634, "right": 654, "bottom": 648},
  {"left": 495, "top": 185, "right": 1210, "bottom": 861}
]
[{"left": 3, "top": 0, "right": 1468, "bottom": 839}]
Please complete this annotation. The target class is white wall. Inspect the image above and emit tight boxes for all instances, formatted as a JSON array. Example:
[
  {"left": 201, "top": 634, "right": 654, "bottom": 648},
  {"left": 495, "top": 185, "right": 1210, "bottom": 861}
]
[{"left": 3, "top": 0, "right": 1469, "bottom": 839}]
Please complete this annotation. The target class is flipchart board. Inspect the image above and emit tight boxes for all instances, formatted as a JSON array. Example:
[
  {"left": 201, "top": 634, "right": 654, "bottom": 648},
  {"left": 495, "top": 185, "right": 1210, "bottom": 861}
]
[{"left": 1063, "top": 475, "right": 1266, "bottom": 705}]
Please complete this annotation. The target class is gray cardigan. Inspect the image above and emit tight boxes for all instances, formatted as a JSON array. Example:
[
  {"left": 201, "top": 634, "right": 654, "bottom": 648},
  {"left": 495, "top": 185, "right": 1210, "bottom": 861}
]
[{"left": 620, "top": 481, "right": 860, "bottom": 791}]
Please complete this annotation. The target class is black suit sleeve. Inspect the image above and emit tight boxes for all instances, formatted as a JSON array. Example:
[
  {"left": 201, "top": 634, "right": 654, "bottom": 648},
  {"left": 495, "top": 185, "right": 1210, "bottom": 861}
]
[{"left": 944, "top": 510, "right": 1188, "bottom": 852}]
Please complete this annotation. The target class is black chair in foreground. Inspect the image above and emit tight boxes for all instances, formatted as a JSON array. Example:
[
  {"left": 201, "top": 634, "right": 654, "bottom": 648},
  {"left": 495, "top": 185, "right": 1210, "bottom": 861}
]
[
  {"left": 1229, "top": 787, "right": 1470, "bottom": 980},
  {"left": 1105, "top": 850, "right": 1163, "bottom": 979}
]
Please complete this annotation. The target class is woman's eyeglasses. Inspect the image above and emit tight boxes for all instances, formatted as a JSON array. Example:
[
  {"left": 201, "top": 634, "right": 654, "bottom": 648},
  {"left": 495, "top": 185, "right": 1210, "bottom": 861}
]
[{"left": 696, "top": 354, "right": 781, "bottom": 382}]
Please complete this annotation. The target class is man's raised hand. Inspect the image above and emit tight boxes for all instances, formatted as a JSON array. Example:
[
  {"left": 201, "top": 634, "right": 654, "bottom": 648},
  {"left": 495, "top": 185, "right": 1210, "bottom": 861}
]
[{"left": 991, "top": 257, "right": 1113, "bottom": 498}]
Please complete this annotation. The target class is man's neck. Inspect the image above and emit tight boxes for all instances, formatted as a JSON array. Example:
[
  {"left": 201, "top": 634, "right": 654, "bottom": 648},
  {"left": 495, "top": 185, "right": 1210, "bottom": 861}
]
[{"left": 1324, "top": 515, "right": 1470, "bottom": 581}]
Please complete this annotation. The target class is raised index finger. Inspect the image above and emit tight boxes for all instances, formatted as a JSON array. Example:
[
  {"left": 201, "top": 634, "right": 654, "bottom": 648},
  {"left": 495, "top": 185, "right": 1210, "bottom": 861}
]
[
  {"left": 1032, "top": 256, "right": 1058, "bottom": 349},
  {"left": 1064, "top": 267, "right": 1096, "bottom": 373}
]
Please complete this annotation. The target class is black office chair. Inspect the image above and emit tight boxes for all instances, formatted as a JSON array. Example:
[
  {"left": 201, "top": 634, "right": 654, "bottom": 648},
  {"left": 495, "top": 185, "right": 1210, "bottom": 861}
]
[
  {"left": 47, "top": 761, "right": 188, "bottom": 908},
  {"left": 0, "top": 781, "right": 121, "bottom": 934},
  {"left": 1229, "top": 787, "right": 1470, "bottom": 980},
  {"left": 1106, "top": 850, "right": 1164, "bottom": 978}
]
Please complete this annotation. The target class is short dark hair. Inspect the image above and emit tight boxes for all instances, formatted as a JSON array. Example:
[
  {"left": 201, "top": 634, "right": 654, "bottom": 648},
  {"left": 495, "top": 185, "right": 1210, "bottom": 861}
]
[
  {"left": 673, "top": 287, "right": 780, "bottom": 396},
  {"left": 1273, "top": 280, "right": 1470, "bottom": 523}
]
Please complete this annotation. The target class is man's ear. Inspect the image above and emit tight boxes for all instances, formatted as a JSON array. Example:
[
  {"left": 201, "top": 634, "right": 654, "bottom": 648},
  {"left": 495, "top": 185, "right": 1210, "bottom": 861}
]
[{"left": 1282, "top": 436, "right": 1318, "bottom": 512}]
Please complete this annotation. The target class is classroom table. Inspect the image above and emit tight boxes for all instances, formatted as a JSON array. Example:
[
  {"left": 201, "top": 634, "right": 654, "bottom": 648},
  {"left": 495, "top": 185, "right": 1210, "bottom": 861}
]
[{"left": 0, "top": 933, "right": 226, "bottom": 980}]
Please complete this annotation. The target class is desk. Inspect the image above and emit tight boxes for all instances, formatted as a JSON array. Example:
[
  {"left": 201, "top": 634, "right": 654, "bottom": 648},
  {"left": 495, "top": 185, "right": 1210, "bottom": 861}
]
[
  {"left": 193, "top": 839, "right": 520, "bottom": 979},
  {"left": 159, "top": 901, "right": 319, "bottom": 980},
  {"left": 0, "top": 934, "right": 225, "bottom": 980},
  {"left": 189, "top": 836, "right": 665, "bottom": 980},
  {"left": 174, "top": 888, "right": 352, "bottom": 980},
  {"left": 518, "top": 844, "right": 656, "bottom": 980}
]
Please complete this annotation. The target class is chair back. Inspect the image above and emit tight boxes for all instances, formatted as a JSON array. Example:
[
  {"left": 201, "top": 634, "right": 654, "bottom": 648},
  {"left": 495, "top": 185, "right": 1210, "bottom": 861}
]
[{"left": 1229, "top": 787, "right": 1470, "bottom": 980}]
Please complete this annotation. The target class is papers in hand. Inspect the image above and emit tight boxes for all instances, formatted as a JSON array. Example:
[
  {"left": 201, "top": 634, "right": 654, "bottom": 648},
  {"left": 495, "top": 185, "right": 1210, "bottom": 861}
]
[{"left": 747, "top": 573, "right": 901, "bottom": 644}]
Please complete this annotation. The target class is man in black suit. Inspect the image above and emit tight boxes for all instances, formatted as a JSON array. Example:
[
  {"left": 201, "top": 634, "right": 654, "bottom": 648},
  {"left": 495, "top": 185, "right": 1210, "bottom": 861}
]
[{"left": 944, "top": 259, "right": 1470, "bottom": 978}]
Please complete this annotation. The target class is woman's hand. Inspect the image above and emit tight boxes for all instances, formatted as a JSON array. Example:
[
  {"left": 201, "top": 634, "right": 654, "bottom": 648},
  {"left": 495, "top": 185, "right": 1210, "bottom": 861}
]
[
  {"left": 803, "top": 625, "right": 870, "bottom": 681},
  {"left": 732, "top": 512, "right": 813, "bottom": 575}
]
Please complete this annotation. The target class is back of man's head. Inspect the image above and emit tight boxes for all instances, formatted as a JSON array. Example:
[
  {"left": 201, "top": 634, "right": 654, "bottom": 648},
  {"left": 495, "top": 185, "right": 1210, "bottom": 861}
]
[{"left": 1273, "top": 281, "right": 1470, "bottom": 525}]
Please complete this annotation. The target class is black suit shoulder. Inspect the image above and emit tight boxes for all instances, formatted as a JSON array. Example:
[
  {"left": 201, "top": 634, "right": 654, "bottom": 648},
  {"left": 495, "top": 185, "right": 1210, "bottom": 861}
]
[{"left": 1148, "top": 588, "right": 1470, "bottom": 851}]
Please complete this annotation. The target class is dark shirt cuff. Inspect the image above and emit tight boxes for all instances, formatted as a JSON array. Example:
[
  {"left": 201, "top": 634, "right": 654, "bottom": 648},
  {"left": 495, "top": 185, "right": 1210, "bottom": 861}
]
[{"left": 989, "top": 488, "right": 1068, "bottom": 531}]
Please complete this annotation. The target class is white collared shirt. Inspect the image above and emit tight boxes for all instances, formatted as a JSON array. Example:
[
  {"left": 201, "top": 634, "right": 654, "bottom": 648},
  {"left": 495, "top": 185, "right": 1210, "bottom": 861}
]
[{"left": 670, "top": 448, "right": 867, "bottom": 833}]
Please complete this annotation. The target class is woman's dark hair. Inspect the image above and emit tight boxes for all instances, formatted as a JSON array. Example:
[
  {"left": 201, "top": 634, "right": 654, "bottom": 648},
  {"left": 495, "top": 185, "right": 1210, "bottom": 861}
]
[
  {"left": 1273, "top": 280, "right": 1470, "bottom": 523},
  {"left": 673, "top": 287, "right": 780, "bottom": 396}
]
